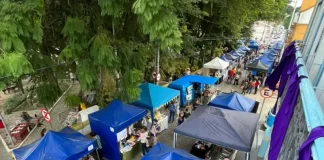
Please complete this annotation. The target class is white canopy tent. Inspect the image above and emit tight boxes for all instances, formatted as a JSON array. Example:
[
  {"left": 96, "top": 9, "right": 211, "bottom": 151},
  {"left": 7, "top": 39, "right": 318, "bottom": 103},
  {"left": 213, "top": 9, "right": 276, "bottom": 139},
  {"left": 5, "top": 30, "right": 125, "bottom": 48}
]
[
  {"left": 203, "top": 57, "right": 229, "bottom": 80},
  {"left": 203, "top": 57, "right": 230, "bottom": 70}
]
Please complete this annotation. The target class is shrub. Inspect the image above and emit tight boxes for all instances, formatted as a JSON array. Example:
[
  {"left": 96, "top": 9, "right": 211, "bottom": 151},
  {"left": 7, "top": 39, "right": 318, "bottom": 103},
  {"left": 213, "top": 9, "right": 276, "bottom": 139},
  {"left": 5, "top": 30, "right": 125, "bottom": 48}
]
[
  {"left": 64, "top": 95, "right": 81, "bottom": 109},
  {"left": 3, "top": 94, "right": 27, "bottom": 114}
]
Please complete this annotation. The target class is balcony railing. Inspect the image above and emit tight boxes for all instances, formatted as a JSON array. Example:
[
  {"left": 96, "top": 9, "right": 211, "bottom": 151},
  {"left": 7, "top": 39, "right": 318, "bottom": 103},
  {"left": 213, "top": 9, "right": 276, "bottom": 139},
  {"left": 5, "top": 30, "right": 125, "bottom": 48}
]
[{"left": 276, "top": 46, "right": 324, "bottom": 160}]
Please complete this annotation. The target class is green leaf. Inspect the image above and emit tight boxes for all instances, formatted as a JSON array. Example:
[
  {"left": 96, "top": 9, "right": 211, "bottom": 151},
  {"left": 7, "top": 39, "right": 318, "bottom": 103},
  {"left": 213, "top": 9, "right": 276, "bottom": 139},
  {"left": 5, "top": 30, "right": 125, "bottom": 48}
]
[
  {"left": 1, "top": 37, "right": 12, "bottom": 51},
  {"left": 12, "top": 38, "right": 26, "bottom": 53}
]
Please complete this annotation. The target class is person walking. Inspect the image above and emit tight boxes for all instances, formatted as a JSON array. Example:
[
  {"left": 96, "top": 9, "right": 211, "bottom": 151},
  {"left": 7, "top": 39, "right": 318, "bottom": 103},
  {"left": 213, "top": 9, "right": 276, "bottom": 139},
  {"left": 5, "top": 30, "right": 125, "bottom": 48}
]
[
  {"left": 169, "top": 100, "right": 176, "bottom": 123},
  {"left": 254, "top": 79, "right": 260, "bottom": 95},
  {"left": 234, "top": 70, "right": 240, "bottom": 86},
  {"left": 247, "top": 72, "right": 253, "bottom": 82},
  {"left": 248, "top": 80, "right": 256, "bottom": 94},
  {"left": 241, "top": 80, "right": 249, "bottom": 95}
]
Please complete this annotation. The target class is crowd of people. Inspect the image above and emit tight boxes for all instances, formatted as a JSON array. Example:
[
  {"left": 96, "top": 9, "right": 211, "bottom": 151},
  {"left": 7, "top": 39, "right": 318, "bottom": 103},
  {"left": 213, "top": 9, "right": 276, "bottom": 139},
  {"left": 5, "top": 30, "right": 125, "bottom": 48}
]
[{"left": 224, "top": 53, "right": 266, "bottom": 96}]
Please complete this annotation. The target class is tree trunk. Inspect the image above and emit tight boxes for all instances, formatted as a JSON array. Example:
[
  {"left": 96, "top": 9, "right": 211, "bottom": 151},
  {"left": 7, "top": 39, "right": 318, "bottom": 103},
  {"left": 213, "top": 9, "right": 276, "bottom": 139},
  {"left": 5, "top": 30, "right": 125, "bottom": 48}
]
[{"left": 17, "top": 78, "right": 25, "bottom": 94}]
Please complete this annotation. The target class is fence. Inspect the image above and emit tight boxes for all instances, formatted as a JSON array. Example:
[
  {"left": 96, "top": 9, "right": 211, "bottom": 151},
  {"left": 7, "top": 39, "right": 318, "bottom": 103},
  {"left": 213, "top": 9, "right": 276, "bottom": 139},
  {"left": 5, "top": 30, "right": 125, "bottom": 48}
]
[{"left": 276, "top": 46, "right": 324, "bottom": 160}]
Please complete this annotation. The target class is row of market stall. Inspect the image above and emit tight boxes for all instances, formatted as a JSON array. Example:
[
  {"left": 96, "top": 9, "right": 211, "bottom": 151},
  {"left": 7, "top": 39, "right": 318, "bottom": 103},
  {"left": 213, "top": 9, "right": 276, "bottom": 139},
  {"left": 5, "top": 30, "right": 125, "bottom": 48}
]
[{"left": 12, "top": 74, "right": 220, "bottom": 160}]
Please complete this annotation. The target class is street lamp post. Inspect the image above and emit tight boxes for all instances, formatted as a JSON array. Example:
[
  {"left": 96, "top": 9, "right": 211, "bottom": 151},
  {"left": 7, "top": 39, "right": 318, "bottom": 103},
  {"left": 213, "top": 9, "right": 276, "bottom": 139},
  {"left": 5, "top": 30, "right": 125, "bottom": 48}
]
[{"left": 279, "top": 0, "right": 298, "bottom": 61}]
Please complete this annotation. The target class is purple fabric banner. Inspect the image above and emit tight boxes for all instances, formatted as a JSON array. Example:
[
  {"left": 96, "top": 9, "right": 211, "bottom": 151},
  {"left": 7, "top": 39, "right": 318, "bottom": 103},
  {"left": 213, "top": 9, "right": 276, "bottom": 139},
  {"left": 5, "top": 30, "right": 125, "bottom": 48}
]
[
  {"left": 265, "top": 41, "right": 296, "bottom": 96},
  {"left": 268, "top": 64, "right": 301, "bottom": 160},
  {"left": 265, "top": 41, "right": 296, "bottom": 114},
  {"left": 299, "top": 126, "right": 324, "bottom": 160}
]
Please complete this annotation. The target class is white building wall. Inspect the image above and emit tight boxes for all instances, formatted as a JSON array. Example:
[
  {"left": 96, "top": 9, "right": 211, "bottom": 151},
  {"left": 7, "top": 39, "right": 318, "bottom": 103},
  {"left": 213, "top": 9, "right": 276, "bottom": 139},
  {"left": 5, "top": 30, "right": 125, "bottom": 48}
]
[{"left": 298, "top": 7, "right": 315, "bottom": 24}]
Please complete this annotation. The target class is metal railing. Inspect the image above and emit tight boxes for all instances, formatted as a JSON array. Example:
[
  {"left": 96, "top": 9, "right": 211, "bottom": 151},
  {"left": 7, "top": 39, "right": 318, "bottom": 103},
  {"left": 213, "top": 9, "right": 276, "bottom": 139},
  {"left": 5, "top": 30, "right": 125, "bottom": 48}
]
[{"left": 277, "top": 46, "right": 324, "bottom": 160}]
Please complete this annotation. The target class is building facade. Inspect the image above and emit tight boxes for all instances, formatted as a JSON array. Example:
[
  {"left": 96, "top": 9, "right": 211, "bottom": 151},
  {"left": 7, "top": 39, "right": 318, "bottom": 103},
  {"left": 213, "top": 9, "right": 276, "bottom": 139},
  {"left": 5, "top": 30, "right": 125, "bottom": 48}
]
[
  {"left": 287, "top": 0, "right": 317, "bottom": 42},
  {"left": 265, "top": 0, "right": 324, "bottom": 159}
]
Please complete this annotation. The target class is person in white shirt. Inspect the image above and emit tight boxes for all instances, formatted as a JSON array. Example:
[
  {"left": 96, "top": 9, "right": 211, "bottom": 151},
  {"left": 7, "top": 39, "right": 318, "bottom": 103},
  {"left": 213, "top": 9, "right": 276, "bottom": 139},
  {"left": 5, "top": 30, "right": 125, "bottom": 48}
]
[
  {"left": 69, "top": 72, "right": 76, "bottom": 84},
  {"left": 138, "top": 128, "right": 149, "bottom": 156}
]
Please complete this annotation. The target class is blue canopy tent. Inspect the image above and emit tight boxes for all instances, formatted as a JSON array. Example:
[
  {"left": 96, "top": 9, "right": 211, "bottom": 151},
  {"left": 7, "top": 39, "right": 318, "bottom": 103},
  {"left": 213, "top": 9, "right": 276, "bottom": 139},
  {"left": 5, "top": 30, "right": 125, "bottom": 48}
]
[
  {"left": 88, "top": 99, "right": 147, "bottom": 160},
  {"left": 133, "top": 83, "right": 180, "bottom": 118},
  {"left": 246, "top": 59, "right": 270, "bottom": 72},
  {"left": 248, "top": 40, "right": 259, "bottom": 50},
  {"left": 220, "top": 55, "right": 230, "bottom": 62},
  {"left": 224, "top": 52, "right": 239, "bottom": 60},
  {"left": 174, "top": 106, "right": 259, "bottom": 159},
  {"left": 270, "top": 40, "right": 284, "bottom": 50},
  {"left": 142, "top": 142, "right": 201, "bottom": 160},
  {"left": 208, "top": 93, "right": 256, "bottom": 112},
  {"left": 239, "top": 46, "right": 250, "bottom": 52},
  {"left": 13, "top": 127, "right": 96, "bottom": 160},
  {"left": 168, "top": 75, "right": 218, "bottom": 107},
  {"left": 236, "top": 49, "right": 246, "bottom": 54},
  {"left": 230, "top": 50, "right": 243, "bottom": 57}
]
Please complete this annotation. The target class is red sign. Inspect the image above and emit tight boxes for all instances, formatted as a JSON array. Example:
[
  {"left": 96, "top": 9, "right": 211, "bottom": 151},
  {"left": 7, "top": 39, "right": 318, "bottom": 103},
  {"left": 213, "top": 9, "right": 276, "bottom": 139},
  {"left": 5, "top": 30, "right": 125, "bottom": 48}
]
[
  {"left": 260, "top": 87, "right": 274, "bottom": 98},
  {"left": 40, "top": 108, "right": 51, "bottom": 123}
]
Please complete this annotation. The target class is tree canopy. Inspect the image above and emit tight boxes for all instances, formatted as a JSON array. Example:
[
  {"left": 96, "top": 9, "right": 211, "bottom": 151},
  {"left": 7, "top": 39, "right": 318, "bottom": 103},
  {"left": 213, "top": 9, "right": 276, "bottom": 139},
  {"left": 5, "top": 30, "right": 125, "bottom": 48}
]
[{"left": 0, "top": 0, "right": 288, "bottom": 106}]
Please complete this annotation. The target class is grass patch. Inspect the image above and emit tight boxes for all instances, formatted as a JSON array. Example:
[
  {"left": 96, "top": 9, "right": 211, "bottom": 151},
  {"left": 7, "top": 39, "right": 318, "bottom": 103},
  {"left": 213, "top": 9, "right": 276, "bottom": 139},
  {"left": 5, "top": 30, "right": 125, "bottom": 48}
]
[{"left": 3, "top": 93, "right": 27, "bottom": 114}]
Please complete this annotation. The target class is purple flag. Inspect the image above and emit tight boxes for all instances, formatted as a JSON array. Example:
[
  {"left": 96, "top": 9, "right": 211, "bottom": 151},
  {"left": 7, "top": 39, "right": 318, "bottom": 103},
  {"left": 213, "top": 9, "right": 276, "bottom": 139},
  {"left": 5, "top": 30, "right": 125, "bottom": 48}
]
[
  {"left": 299, "top": 126, "right": 324, "bottom": 160},
  {"left": 268, "top": 64, "right": 301, "bottom": 160}
]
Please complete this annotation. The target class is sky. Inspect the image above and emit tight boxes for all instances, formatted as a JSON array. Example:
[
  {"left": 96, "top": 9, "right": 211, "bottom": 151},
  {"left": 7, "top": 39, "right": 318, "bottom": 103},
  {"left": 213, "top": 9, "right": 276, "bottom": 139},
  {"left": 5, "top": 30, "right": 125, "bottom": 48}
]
[{"left": 290, "top": 0, "right": 303, "bottom": 7}]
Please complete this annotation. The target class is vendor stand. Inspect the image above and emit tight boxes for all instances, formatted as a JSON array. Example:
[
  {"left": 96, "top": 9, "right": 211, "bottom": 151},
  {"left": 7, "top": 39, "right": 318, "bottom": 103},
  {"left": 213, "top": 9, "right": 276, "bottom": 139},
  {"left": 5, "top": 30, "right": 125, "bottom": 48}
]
[
  {"left": 208, "top": 92, "right": 257, "bottom": 113},
  {"left": 173, "top": 106, "right": 259, "bottom": 160},
  {"left": 133, "top": 83, "right": 180, "bottom": 130},
  {"left": 203, "top": 57, "right": 229, "bottom": 84},
  {"left": 88, "top": 99, "right": 147, "bottom": 160},
  {"left": 13, "top": 127, "right": 97, "bottom": 160},
  {"left": 168, "top": 75, "right": 218, "bottom": 107}
]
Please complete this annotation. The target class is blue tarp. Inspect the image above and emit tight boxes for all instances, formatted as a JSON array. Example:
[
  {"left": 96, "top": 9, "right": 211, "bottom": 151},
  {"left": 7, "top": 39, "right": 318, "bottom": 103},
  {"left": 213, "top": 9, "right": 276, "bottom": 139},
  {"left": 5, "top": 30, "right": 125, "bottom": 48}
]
[
  {"left": 142, "top": 143, "right": 201, "bottom": 160},
  {"left": 208, "top": 93, "right": 256, "bottom": 112},
  {"left": 13, "top": 127, "right": 96, "bottom": 160},
  {"left": 174, "top": 106, "right": 259, "bottom": 152},
  {"left": 89, "top": 99, "right": 146, "bottom": 160},
  {"left": 133, "top": 83, "right": 180, "bottom": 111}
]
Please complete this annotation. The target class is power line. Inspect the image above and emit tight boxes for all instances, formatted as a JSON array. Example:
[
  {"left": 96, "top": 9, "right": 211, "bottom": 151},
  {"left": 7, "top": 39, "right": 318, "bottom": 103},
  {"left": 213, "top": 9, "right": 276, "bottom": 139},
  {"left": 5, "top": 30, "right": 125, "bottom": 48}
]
[{"left": 0, "top": 59, "right": 82, "bottom": 80}]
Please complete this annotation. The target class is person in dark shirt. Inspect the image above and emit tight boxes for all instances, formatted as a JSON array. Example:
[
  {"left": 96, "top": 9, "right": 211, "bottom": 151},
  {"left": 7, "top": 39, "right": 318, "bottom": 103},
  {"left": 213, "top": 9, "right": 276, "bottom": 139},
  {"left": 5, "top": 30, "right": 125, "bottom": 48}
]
[
  {"left": 169, "top": 100, "right": 176, "bottom": 123},
  {"left": 41, "top": 128, "right": 47, "bottom": 137},
  {"left": 178, "top": 111, "right": 185, "bottom": 126}
]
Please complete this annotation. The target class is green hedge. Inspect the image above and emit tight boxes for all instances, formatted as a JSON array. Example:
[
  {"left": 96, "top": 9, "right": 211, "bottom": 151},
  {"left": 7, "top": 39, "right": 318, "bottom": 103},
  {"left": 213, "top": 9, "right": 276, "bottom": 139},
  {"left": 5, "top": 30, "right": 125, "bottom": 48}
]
[{"left": 3, "top": 94, "right": 27, "bottom": 114}]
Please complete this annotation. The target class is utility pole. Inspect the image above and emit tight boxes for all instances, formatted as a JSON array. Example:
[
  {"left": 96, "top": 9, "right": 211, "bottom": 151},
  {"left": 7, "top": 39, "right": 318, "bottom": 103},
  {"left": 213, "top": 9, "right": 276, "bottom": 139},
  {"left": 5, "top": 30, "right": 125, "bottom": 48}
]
[
  {"left": 279, "top": 0, "right": 298, "bottom": 61},
  {"left": 154, "top": 40, "right": 160, "bottom": 85}
]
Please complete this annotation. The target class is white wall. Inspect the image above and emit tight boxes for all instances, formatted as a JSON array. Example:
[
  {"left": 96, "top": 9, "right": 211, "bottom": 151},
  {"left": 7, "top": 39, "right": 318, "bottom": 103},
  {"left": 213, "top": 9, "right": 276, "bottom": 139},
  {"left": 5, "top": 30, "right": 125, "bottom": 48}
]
[{"left": 298, "top": 7, "right": 315, "bottom": 24}]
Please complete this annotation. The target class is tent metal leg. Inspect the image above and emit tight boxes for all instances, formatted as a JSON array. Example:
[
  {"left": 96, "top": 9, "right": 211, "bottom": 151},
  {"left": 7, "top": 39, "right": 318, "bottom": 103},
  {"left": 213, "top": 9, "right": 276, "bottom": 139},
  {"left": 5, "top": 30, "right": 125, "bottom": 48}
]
[
  {"left": 245, "top": 152, "right": 250, "bottom": 160},
  {"left": 96, "top": 149, "right": 100, "bottom": 160},
  {"left": 173, "top": 133, "right": 177, "bottom": 148}
]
